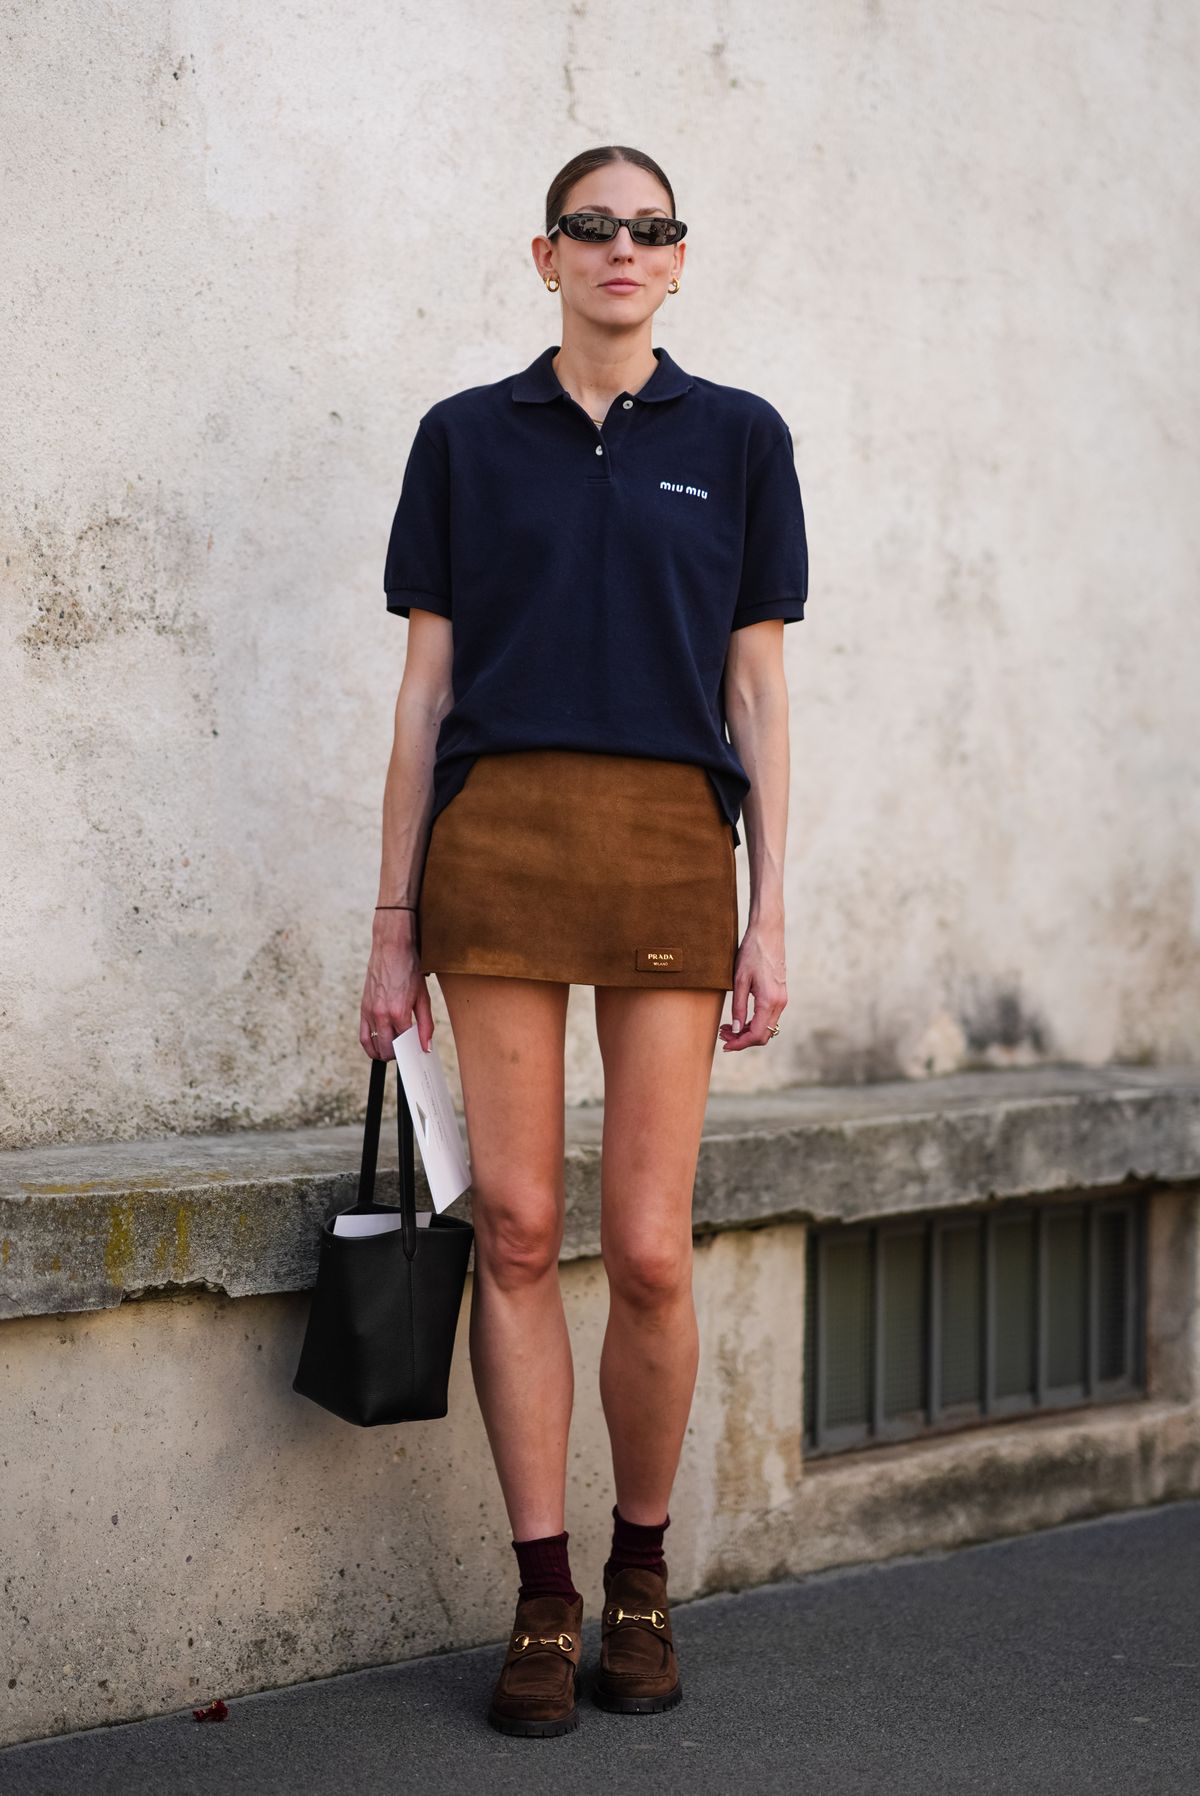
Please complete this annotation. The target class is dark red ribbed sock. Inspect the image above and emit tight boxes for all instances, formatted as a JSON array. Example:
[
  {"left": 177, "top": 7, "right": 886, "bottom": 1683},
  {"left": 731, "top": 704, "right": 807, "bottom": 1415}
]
[
  {"left": 512, "top": 1528, "right": 582, "bottom": 1604},
  {"left": 603, "top": 1502, "right": 669, "bottom": 1581}
]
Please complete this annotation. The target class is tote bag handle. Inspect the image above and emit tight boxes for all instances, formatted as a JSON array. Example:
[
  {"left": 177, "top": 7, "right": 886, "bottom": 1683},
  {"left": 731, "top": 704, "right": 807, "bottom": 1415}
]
[{"left": 358, "top": 1052, "right": 420, "bottom": 1261}]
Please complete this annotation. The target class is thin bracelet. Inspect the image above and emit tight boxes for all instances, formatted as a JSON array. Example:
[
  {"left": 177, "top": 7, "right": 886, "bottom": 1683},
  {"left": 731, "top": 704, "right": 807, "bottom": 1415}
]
[{"left": 375, "top": 903, "right": 417, "bottom": 910}]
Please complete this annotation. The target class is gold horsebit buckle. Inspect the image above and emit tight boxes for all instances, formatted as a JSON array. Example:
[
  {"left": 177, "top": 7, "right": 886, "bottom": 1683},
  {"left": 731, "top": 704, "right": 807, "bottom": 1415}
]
[
  {"left": 511, "top": 1631, "right": 576, "bottom": 1655},
  {"left": 604, "top": 1604, "right": 667, "bottom": 1629}
]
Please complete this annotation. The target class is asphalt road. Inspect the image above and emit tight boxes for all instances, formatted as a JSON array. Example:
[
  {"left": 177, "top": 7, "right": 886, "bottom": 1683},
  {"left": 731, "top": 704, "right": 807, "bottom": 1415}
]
[{"left": 4, "top": 1499, "right": 1198, "bottom": 1795}]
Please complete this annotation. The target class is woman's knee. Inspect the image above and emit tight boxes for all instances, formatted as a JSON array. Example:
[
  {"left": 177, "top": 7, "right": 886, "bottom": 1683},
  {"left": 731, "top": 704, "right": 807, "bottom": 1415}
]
[
  {"left": 473, "top": 1186, "right": 564, "bottom": 1290},
  {"left": 602, "top": 1235, "right": 692, "bottom": 1311}
]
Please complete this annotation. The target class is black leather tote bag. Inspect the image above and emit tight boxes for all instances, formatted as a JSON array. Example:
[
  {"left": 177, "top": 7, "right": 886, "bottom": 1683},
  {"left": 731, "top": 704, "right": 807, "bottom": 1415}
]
[{"left": 293, "top": 1053, "right": 474, "bottom": 1425}]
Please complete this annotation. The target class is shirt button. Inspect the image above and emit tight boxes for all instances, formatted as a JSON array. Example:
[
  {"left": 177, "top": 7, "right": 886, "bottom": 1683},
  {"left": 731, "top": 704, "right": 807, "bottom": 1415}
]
[
  {"left": 595, "top": 444, "right": 604, "bottom": 455},
  {"left": 622, "top": 398, "right": 633, "bottom": 409}
]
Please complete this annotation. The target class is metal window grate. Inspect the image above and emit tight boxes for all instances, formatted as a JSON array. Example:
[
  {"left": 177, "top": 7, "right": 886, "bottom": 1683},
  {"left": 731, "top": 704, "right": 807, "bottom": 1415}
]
[{"left": 804, "top": 1195, "right": 1145, "bottom": 1457}]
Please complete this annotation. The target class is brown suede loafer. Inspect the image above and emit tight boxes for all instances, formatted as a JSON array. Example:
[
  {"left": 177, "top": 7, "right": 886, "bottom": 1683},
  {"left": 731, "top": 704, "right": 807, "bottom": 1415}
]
[
  {"left": 592, "top": 1564, "right": 682, "bottom": 1713},
  {"left": 486, "top": 1591, "right": 584, "bottom": 1737}
]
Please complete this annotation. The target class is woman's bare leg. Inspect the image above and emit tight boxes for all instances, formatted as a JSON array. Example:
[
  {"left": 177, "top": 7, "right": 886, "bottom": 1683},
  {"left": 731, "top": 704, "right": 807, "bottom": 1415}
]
[
  {"left": 436, "top": 970, "right": 572, "bottom": 1541},
  {"left": 592, "top": 984, "right": 726, "bottom": 1524}
]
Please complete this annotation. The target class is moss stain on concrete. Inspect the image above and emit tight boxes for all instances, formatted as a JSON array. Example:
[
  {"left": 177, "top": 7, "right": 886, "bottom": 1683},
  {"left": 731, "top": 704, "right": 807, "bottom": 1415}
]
[
  {"left": 172, "top": 1205, "right": 191, "bottom": 1279},
  {"left": 104, "top": 1203, "right": 137, "bottom": 1285}
]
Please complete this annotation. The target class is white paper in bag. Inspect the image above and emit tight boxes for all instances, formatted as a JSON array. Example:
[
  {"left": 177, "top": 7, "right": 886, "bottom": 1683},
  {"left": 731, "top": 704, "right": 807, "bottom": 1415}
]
[
  {"left": 331, "top": 1210, "right": 431, "bottom": 1237},
  {"left": 391, "top": 1024, "right": 472, "bottom": 1214}
]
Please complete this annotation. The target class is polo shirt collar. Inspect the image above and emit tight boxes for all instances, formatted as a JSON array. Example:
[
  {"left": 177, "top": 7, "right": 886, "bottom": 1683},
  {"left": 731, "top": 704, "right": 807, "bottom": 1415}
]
[{"left": 511, "top": 343, "right": 694, "bottom": 406}]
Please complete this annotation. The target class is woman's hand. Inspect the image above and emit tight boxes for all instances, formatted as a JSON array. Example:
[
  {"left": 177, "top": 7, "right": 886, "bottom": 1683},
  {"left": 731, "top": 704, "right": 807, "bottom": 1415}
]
[
  {"left": 718, "top": 922, "right": 787, "bottom": 1052},
  {"left": 359, "top": 913, "right": 436, "bottom": 1057}
]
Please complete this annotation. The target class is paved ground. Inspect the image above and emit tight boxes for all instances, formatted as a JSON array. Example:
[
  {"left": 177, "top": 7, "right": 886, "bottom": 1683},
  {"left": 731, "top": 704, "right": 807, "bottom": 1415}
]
[{"left": 4, "top": 1499, "right": 1198, "bottom": 1795}]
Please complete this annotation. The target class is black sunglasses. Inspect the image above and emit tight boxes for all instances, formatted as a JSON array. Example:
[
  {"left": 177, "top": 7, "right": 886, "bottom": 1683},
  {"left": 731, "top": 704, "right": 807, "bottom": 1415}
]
[{"left": 550, "top": 211, "right": 688, "bottom": 247}]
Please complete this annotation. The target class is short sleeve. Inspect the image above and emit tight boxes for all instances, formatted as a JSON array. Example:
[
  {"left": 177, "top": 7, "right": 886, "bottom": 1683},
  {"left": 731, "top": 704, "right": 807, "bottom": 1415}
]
[
  {"left": 383, "top": 419, "right": 453, "bottom": 620},
  {"left": 730, "top": 425, "right": 808, "bottom": 630}
]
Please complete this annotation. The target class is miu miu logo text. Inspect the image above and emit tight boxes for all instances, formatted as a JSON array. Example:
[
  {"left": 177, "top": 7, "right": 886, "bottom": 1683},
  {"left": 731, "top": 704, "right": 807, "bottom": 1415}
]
[{"left": 660, "top": 481, "right": 708, "bottom": 500}]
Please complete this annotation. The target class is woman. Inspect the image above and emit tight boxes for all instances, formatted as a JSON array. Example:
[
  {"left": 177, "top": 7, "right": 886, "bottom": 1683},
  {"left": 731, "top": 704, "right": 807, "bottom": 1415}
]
[{"left": 361, "top": 144, "right": 807, "bottom": 1737}]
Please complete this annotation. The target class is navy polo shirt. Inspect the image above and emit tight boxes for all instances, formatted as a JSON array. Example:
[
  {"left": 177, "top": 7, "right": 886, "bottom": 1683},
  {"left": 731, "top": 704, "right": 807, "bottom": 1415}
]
[{"left": 383, "top": 342, "right": 807, "bottom": 848}]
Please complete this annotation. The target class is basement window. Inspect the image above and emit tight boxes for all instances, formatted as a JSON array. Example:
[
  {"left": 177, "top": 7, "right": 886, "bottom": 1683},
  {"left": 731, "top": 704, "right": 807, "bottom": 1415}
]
[{"left": 803, "top": 1195, "right": 1145, "bottom": 1457}]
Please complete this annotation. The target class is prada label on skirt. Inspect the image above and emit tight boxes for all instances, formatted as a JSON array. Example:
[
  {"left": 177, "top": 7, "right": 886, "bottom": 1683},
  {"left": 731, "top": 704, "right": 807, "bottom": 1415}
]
[
  {"left": 636, "top": 948, "right": 682, "bottom": 972},
  {"left": 417, "top": 749, "right": 738, "bottom": 990}
]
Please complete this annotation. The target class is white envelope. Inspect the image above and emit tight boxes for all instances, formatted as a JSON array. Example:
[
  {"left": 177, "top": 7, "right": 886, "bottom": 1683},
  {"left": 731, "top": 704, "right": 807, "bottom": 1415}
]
[{"left": 391, "top": 1023, "right": 472, "bottom": 1214}]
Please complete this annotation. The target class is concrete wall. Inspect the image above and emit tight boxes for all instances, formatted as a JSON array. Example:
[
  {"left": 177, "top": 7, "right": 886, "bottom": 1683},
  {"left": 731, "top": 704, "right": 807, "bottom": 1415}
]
[
  {"left": 4, "top": 1189, "right": 1197, "bottom": 1748},
  {"left": 3, "top": 1, "right": 1198, "bottom": 1148}
]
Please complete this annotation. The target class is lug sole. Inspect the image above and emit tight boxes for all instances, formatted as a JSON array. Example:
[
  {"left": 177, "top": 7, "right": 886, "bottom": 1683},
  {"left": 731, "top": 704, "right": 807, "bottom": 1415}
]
[
  {"left": 487, "top": 1701, "right": 580, "bottom": 1736},
  {"left": 592, "top": 1677, "right": 683, "bottom": 1714}
]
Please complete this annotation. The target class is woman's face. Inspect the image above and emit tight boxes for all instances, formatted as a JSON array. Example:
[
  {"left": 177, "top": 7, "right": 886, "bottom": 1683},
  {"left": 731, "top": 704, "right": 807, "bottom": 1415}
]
[{"left": 535, "top": 163, "right": 686, "bottom": 329}]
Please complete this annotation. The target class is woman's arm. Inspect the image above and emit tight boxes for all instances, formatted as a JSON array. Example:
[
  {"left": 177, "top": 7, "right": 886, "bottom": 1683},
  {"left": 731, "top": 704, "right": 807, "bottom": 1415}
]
[
  {"left": 719, "top": 617, "right": 790, "bottom": 1052},
  {"left": 359, "top": 609, "right": 455, "bottom": 1058}
]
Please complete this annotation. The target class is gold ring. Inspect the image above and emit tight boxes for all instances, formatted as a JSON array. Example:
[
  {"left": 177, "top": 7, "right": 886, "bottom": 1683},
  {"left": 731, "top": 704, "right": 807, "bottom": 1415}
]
[{"left": 767, "top": 1024, "right": 781, "bottom": 1037}]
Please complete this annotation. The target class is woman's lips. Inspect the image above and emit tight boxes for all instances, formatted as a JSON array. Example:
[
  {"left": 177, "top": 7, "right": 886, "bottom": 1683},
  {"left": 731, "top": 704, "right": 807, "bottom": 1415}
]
[{"left": 602, "top": 280, "right": 640, "bottom": 291}]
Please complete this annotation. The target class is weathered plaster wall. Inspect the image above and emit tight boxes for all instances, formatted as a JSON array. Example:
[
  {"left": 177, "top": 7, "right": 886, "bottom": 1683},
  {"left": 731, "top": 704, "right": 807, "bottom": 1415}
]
[{"left": 2, "top": 2, "right": 1197, "bottom": 1146}]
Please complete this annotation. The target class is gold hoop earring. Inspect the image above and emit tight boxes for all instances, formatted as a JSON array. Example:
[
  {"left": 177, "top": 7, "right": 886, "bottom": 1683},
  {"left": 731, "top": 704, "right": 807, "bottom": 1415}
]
[
  {"left": 667, "top": 277, "right": 680, "bottom": 294},
  {"left": 544, "top": 273, "right": 560, "bottom": 292}
]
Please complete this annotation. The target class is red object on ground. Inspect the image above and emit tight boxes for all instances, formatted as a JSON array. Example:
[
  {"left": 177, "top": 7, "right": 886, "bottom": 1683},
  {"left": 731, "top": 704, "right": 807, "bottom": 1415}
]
[{"left": 192, "top": 1698, "right": 229, "bottom": 1723}]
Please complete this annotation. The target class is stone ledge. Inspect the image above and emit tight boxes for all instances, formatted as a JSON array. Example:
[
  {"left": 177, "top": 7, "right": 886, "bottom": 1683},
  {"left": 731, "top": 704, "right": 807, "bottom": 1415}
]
[{"left": 2, "top": 1063, "right": 1198, "bottom": 1321}]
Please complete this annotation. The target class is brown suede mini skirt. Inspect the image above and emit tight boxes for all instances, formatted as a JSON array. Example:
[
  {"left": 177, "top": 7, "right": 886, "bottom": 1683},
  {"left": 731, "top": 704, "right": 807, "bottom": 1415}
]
[{"left": 417, "top": 748, "right": 738, "bottom": 990}]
